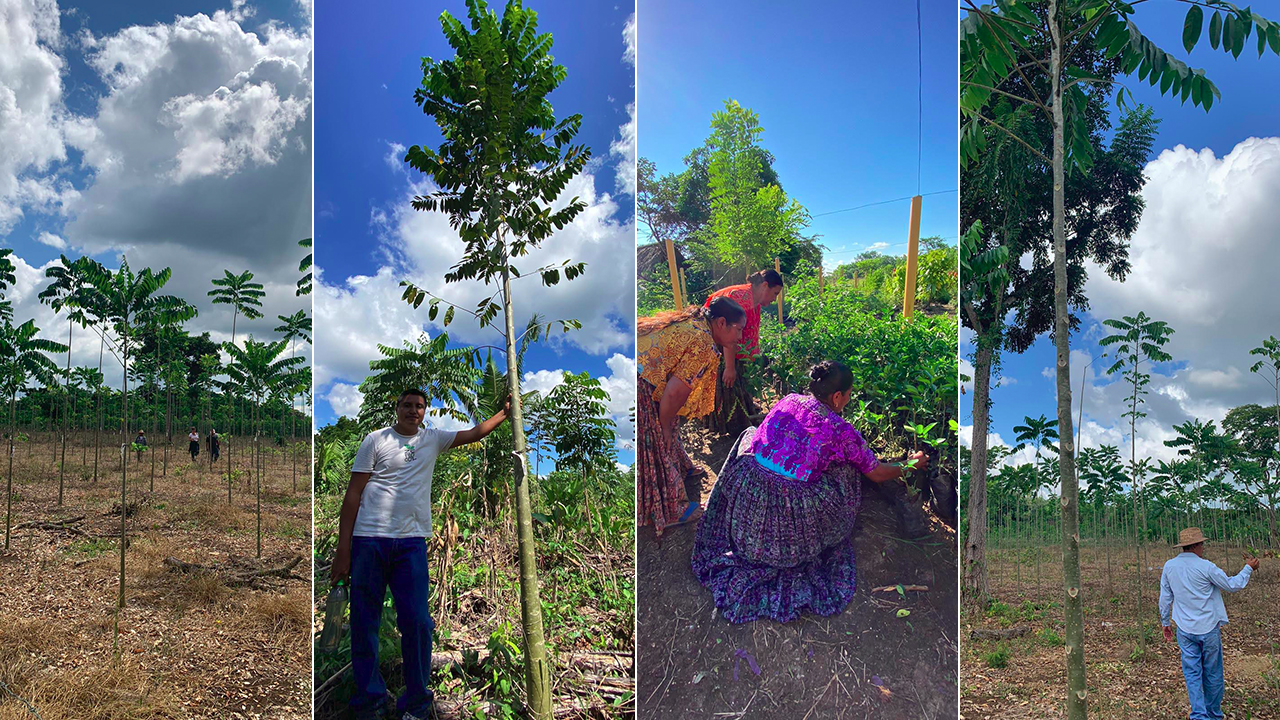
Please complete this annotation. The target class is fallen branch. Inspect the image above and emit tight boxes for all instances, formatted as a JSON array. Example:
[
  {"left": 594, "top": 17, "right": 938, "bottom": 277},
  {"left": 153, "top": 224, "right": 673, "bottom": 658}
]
[
  {"left": 970, "top": 627, "right": 1031, "bottom": 641},
  {"left": 314, "top": 662, "right": 351, "bottom": 699},
  {"left": 163, "top": 554, "right": 304, "bottom": 588},
  {"left": 871, "top": 584, "right": 929, "bottom": 593},
  {"left": 432, "top": 694, "right": 624, "bottom": 719},
  {"left": 13, "top": 520, "right": 89, "bottom": 537}
]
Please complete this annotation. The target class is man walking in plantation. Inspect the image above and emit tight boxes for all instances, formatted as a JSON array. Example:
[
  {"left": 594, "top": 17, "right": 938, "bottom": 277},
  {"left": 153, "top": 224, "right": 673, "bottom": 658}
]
[
  {"left": 330, "top": 389, "right": 511, "bottom": 720},
  {"left": 1159, "top": 527, "right": 1260, "bottom": 720}
]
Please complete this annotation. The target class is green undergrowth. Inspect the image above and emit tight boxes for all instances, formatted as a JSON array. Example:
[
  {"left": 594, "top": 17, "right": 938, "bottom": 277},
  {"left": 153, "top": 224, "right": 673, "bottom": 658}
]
[{"left": 313, "top": 421, "right": 634, "bottom": 717}]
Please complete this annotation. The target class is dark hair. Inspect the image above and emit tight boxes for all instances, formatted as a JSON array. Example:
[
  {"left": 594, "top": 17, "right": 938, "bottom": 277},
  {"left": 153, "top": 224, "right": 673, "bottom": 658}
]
[
  {"left": 808, "top": 360, "right": 854, "bottom": 400},
  {"left": 707, "top": 296, "right": 746, "bottom": 325},
  {"left": 748, "top": 269, "right": 784, "bottom": 288},
  {"left": 397, "top": 389, "right": 429, "bottom": 404},
  {"left": 638, "top": 297, "right": 745, "bottom": 335}
]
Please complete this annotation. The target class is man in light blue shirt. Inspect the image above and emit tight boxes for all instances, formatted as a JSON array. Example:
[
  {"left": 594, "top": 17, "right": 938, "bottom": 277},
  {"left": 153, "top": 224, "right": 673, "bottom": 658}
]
[{"left": 1159, "top": 527, "right": 1260, "bottom": 720}]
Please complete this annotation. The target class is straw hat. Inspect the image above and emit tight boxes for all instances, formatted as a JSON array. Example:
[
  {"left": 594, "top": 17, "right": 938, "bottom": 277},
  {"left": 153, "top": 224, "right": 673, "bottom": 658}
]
[{"left": 1174, "top": 527, "right": 1208, "bottom": 548}]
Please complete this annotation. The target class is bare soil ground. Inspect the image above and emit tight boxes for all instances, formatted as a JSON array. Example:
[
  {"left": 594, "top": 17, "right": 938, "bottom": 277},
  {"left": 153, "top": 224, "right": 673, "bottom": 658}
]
[
  {"left": 0, "top": 436, "right": 311, "bottom": 720},
  {"left": 638, "top": 422, "right": 959, "bottom": 720},
  {"left": 962, "top": 544, "right": 1280, "bottom": 719}
]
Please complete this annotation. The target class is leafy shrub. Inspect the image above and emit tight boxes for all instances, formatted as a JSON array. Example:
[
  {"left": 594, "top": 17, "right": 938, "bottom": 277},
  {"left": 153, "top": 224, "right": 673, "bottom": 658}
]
[
  {"left": 1035, "top": 627, "right": 1064, "bottom": 646},
  {"left": 760, "top": 275, "right": 958, "bottom": 450},
  {"left": 982, "top": 644, "right": 1010, "bottom": 668}
]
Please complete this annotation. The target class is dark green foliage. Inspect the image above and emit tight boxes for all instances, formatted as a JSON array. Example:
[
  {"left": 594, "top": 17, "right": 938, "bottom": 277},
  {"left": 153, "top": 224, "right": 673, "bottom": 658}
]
[{"left": 759, "top": 275, "right": 958, "bottom": 451}]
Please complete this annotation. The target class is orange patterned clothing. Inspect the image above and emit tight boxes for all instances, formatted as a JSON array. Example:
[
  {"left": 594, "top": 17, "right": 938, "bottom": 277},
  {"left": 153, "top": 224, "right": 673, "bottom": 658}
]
[
  {"left": 704, "top": 284, "right": 760, "bottom": 360},
  {"left": 637, "top": 317, "right": 721, "bottom": 418}
]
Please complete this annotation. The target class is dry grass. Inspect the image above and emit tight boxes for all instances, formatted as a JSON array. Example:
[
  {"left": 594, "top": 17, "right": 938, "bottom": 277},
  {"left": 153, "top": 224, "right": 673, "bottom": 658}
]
[
  {"left": 0, "top": 618, "right": 178, "bottom": 720},
  {"left": 0, "top": 437, "right": 311, "bottom": 720},
  {"left": 240, "top": 590, "right": 312, "bottom": 638}
]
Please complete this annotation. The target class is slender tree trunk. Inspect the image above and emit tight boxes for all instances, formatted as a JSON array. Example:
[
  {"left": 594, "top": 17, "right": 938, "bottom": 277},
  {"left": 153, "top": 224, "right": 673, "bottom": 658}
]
[
  {"left": 256, "top": 400, "right": 262, "bottom": 558},
  {"left": 119, "top": 339, "right": 129, "bottom": 610},
  {"left": 1049, "top": 5, "right": 1087, "bottom": 715},
  {"left": 163, "top": 362, "right": 171, "bottom": 477},
  {"left": 228, "top": 311, "right": 237, "bottom": 504},
  {"left": 1129, "top": 380, "right": 1144, "bottom": 657},
  {"left": 4, "top": 392, "right": 14, "bottom": 549},
  {"left": 59, "top": 319, "right": 72, "bottom": 504},
  {"left": 94, "top": 334, "right": 103, "bottom": 483},
  {"left": 150, "top": 387, "right": 157, "bottom": 492},
  {"left": 964, "top": 311, "right": 995, "bottom": 602},
  {"left": 1273, "top": 388, "right": 1279, "bottom": 547},
  {"left": 501, "top": 263, "right": 552, "bottom": 720}
]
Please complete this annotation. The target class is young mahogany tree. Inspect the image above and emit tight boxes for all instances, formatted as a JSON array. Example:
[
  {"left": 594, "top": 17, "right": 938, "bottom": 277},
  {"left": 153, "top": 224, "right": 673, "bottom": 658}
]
[
  {"left": 398, "top": 1, "right": 593, "bottom": 715},
  {"left": 961, "top": 3, "right": 1279, "bottom": 714},
  {"left": 208, "top": 270, "right": 264, "bottom": 503},
  {"left": 1099, "top": 311, "right": 1173, "bottom": 658}
]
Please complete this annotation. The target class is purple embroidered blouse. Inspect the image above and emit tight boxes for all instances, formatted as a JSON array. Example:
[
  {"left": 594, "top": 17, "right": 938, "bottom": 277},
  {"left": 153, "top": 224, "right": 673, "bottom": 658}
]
[{"left": 750, "top": 393, "right": 880, "bottom": 482}]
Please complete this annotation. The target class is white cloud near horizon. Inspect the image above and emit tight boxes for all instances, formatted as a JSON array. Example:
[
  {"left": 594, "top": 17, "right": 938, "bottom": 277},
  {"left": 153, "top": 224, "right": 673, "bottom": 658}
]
[
  {"left": 0, "top": 1, "right": 313, "bottom": 384},
  {"left": 973, "top": 139, "right": 1280, "bottom": 479}
]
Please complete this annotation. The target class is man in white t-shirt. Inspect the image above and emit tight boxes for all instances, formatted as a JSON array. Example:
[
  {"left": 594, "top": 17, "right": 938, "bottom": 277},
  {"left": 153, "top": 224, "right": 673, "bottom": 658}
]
[{"left": 330, "top": 388, "right": 510, "bottom": 720}]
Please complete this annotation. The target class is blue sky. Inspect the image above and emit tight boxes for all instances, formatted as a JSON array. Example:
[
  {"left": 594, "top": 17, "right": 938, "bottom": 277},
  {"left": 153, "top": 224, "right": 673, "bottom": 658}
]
[
  {"left": 965, "top": 3, "right": 1280, "bottom": 481},
  {"left": 1, "top": 0, "right": 312, "bottom": 388},
  {"left": 638, "top": 0, "right": 959, "bottom": 263},
  {"left": 313, "top": 0, "right": 637, "bottom": 468}
]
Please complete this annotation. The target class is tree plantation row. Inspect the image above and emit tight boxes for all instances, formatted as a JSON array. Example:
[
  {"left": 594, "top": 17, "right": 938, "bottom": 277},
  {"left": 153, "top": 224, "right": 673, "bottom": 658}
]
[{"left": 1, "top": 241, "right": 313, "bottom": 656}]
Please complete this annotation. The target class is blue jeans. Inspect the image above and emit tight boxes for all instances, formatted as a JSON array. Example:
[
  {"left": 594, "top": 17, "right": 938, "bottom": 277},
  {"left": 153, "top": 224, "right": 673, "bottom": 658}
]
[
  {"left": 1177, "top": 627, "right": 1224, "bottom": 720},
  {"left": 349, "top": 536, "right": 434, "bottom": 716}
]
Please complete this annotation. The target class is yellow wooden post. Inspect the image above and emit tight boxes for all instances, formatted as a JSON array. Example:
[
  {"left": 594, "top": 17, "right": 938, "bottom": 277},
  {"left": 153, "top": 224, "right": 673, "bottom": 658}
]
[
  {"left": 775, "top": 257, "right": 783, "bottom": 322},
  {"left": 902, "top": 195, "right": 922, "bottom": 318},
  {"left": 679, "top": 268, "right": 689, "bottom": 310},
  {"left": 664, "top": 237, "right": 683, "bottom": 310}
]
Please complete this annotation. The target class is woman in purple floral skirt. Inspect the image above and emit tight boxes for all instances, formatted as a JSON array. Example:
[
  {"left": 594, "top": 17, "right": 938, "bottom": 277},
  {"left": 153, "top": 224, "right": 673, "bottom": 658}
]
[{"left": 691, "top": 360, "right": 928, "bottom": 624}]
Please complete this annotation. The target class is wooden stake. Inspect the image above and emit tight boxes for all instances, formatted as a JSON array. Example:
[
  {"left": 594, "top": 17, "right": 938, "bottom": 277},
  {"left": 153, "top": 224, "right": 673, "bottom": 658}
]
[
  {"left": 902, "top": 194, "right": 922, "bottom": 318},
  {"left": 663, "top": 237, "right": 683, "bottom": 310},
  {"left": 775, "top": 257, "right": 783, "bottom": 322},
  {"left": 678, "top": 268, "right": 689, "bottom": 309}
]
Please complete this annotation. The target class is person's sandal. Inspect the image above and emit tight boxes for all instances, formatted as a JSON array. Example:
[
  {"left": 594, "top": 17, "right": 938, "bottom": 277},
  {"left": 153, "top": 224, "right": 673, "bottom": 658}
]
[{"left": 669, "top": 501, "right": 704, "bottom": 528}]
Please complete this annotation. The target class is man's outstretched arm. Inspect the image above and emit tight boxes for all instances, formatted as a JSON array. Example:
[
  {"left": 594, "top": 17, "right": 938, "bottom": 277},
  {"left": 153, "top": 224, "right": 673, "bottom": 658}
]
[
  {"left": 1208, "top": 559, "right": 1256, "bottom": 593},
  {"left": 450, "top": 401, "right": 510, "bottom": 449}
]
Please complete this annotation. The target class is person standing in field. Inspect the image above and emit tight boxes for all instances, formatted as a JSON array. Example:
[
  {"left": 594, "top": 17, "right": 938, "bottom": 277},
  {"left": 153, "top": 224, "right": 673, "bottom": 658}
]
[
  {"left": 637, "top": 297, "right": 746, "bottom": 538},
  {"left": 703, "top": 269, "right": 784, "bottom": 434},
  {"left": 133, "top": 430, "right": 147, "bottom": 463},
  {"left": 188, "top": 426, "right": 200, "bottom": 461},
  {"left": 207, "top": 428, "right": 220, "bottom": 464},
  {"left": 1159, "top": 527, "right": 1260, "bottom": 720},
  {"left": 330, "top": 389, "right": 511, "bottom": 720}
]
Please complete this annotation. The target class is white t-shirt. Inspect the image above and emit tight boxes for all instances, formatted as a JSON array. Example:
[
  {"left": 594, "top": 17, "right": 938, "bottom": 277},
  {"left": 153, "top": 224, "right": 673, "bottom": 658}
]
[
  {"left": 351, "top": 425, "right": 457, "bottom": 538},
  {"left": 189, "top": 432, "right": 199, "bottom": 442}
]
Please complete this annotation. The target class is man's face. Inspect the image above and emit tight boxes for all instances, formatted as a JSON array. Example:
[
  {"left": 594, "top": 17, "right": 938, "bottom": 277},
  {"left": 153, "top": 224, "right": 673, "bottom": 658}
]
[{"left": 396, "top": 395, "right": 427, "bottom": 429}]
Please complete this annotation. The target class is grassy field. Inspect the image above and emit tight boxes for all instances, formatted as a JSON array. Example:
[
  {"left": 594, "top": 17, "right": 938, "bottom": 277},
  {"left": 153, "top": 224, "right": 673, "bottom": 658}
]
[{"left": 0, "top": 434, "right": 311, "bottom": 720}]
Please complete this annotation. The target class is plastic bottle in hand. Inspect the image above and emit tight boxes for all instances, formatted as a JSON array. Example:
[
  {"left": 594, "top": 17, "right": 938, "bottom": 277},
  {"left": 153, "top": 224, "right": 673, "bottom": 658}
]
[{"left": 318, "top": 581, "right": 349, "bottom": 653}]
